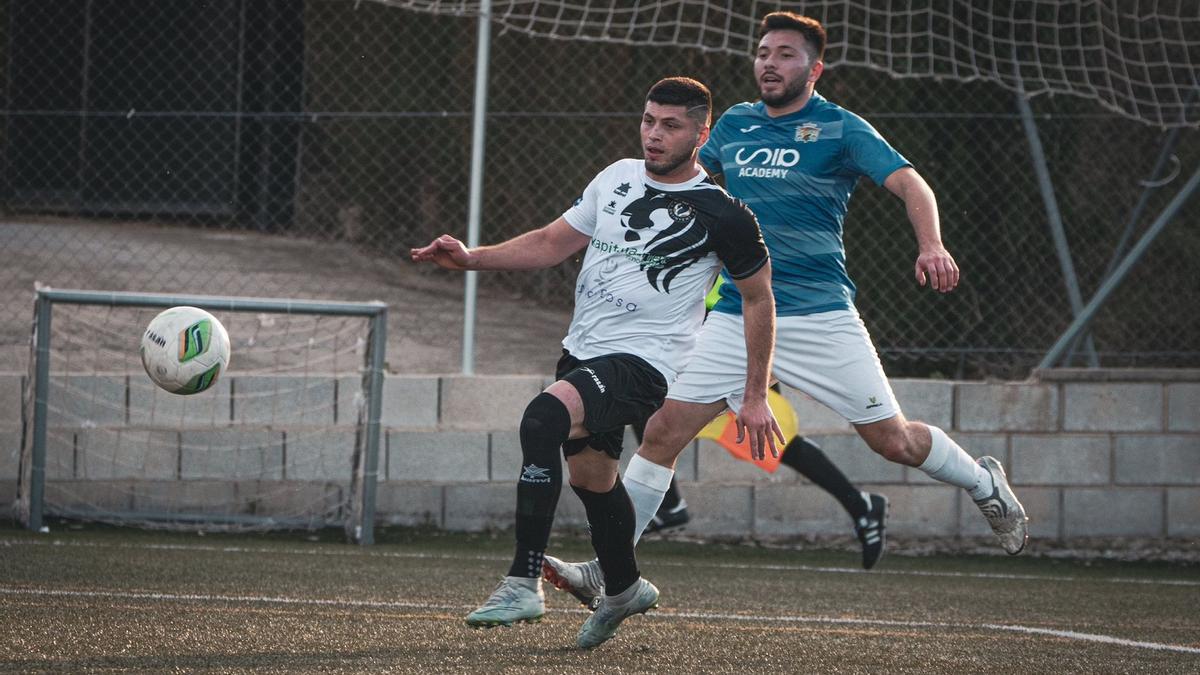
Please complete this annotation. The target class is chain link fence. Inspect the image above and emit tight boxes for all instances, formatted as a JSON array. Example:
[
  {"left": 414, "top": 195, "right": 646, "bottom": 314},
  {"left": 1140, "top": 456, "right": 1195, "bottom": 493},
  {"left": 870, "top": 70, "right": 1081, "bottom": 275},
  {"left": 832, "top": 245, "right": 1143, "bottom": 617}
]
[{"left": 1, "top": 0, "right": 1197, "bottom": 378}]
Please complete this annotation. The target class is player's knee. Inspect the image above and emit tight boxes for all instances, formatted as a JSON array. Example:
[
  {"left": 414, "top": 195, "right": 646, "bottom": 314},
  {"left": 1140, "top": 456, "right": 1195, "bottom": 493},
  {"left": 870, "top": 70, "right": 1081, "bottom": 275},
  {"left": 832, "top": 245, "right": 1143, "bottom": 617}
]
[
  {"left": 565, "top": 447, "right": 618, "bottom": 492},
  {"left": 520, "top": 392, "right": 571, "bottom": 462},
  {"left": 639, "top": 424, "right": 685, "bottom": 467},
  {"left": 868, "top": 433, "right": 915, "bottom": 465}
]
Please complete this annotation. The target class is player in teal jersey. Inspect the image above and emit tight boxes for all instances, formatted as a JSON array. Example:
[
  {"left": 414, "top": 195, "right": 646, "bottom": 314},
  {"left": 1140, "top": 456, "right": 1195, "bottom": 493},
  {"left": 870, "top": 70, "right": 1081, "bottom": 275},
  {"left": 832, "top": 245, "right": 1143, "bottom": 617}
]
[
  {"left": 545, "top": 11, "right": 1029, "bottom": 615},
  {"left": 638, "top": 275, "right": 890, "bottom": 571}
]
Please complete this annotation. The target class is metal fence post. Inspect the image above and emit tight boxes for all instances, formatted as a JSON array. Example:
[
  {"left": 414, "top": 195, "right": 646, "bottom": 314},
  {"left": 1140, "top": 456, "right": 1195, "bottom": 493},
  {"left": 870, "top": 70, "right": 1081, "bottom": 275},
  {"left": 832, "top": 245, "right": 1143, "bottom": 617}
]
[
  {"left": 1039, "top": 166, "right": 1200, "bottom": 369},
  {"left": 28, "top": 292, "right": 53, "bottom": 532},
  {"left": 358, "top": 306, "right": 388, "bottom": 545}
]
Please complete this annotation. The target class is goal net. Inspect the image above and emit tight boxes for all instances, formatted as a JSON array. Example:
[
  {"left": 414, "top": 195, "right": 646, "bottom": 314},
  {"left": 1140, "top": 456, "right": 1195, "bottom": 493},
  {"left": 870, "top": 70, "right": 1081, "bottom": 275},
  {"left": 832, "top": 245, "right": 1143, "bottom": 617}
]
[
  {"left": 15, "top": 289, "right": 387, "bottom": 543},
  {"left": 380, "top": 0, "right": 1198, "bottom": 128}
]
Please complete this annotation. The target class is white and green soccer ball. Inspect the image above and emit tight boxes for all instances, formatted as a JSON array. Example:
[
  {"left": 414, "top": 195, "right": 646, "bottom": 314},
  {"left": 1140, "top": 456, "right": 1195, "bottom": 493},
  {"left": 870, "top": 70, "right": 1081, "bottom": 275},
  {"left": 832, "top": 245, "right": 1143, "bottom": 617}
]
[{"left": 140, "top": 306, "right": 231, "bottom": 395}]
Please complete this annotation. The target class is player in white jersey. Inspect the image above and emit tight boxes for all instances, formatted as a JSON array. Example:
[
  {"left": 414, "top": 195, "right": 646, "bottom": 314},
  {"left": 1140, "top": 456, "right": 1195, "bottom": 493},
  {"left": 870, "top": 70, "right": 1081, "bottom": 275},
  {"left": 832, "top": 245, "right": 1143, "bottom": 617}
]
[
  {"left": 544, "top": 11, "right": 1030, "bottom": 614},
  {"left": 411, "top": 77, "right": 778, "bottom": 648}
]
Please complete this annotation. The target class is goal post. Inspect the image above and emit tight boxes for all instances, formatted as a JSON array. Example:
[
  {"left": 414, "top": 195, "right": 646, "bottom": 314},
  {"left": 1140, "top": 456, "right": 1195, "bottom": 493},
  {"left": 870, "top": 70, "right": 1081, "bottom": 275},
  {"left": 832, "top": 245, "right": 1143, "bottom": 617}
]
[{"left": 17, "top": 288, "right": 388, "bottom": 545}]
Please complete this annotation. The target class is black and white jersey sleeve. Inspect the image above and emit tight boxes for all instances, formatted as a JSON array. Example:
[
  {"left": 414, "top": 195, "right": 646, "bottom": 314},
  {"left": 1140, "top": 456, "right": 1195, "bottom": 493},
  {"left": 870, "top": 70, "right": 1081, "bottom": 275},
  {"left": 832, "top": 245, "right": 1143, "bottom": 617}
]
[
  {"left": 707, "top": 197, "right": 769, "bottom": 280},
  {"left": 558, "top": 158, "right": 770, "bottom": 385},
  {"left": 561, "top": 160, "right": 617, "bottom": 236}
]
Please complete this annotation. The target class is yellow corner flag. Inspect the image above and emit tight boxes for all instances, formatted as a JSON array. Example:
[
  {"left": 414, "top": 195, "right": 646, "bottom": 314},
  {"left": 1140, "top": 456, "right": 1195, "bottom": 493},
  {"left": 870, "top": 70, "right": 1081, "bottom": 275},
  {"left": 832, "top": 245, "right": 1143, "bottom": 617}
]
[{"left": 695, "top": 388, "right": 798, "bottom": 473}]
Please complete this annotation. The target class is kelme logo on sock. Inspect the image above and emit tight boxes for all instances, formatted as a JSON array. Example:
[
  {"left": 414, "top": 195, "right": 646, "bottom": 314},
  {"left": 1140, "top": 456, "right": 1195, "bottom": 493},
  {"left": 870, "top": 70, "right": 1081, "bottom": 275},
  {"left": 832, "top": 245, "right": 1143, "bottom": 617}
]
[{"left": 520, "top": 464, "right": 552, "bottom": 483}]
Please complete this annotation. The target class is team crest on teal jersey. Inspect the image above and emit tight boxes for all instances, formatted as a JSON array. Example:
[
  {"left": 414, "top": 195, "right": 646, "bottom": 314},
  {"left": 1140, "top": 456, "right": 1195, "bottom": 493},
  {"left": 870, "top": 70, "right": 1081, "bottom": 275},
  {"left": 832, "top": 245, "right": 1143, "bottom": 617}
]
[{"left": 795, "top": 122, "right": 821, "bottom": 142}]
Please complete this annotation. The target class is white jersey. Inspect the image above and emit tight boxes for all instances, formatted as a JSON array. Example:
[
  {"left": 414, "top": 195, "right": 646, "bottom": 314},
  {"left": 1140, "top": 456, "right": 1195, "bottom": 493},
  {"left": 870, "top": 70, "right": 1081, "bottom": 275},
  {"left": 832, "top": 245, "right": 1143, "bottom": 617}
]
[{"left": 560, "top": 158, "right": 768, "bottom": 383}]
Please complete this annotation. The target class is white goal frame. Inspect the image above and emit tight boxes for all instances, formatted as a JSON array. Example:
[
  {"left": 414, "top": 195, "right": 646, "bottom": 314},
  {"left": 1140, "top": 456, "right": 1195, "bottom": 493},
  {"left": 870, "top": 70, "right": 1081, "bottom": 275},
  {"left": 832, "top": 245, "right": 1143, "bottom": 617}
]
[{"left": 17, "top": 288, "right": 388, "bottom": 545}]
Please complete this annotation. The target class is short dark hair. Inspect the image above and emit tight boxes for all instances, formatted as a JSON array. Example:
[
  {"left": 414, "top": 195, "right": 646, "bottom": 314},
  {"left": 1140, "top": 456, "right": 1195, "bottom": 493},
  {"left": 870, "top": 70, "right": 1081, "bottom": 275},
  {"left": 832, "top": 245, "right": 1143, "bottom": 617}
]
[
  {"left": 646, "top": 76, "right": 712, "bottom": 127},
  {"left": 759, "top": 11, "right": 826, "bottom": 61}
]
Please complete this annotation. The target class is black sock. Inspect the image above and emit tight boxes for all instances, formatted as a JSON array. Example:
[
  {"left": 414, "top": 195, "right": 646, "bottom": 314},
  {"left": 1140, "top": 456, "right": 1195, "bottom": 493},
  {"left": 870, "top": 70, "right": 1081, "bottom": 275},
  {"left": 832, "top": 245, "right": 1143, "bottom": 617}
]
[
  {"left": 507, "top": 393, "right": 571, "bottom": 578},
  {"left": 781, "top": 436, "right": 868, "bottom": 520},
  {"left": 572, "top": 480, "right": 639, "bottom": 595}
]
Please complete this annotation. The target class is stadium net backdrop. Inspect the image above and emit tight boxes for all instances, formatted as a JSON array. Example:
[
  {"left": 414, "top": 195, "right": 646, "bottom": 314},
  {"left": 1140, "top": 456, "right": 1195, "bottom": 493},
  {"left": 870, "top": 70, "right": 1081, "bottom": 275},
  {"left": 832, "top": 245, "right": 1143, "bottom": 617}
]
[{"left": 0, "top": 0, "right": 1196, "bottom": 381}]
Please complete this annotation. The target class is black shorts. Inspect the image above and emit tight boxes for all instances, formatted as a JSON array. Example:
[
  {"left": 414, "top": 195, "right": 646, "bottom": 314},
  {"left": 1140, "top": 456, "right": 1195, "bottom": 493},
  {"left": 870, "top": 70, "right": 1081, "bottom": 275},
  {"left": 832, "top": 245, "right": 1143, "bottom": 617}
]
[{"left": 556, "top": 350, "right": 668, "bottom": 459}]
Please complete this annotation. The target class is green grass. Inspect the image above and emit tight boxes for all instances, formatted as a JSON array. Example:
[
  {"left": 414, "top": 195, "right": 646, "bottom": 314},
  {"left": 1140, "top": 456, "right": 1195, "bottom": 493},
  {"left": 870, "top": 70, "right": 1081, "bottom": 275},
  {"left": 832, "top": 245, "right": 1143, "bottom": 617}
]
[{"left": 1, "top": 522, "right": 1197, "bottom": 673}]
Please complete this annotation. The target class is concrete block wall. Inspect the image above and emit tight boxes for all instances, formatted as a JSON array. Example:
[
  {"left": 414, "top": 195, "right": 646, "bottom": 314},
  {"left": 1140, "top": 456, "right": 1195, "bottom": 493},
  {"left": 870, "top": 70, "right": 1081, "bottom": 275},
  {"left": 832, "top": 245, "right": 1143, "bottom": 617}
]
[
  {"left": 372, "top": 372, "right": 1199, "bottom": 541},
  {"left": 0, "top": 373, "right": 368, "bottom": 526},
  {"left": 2, "top": 370, "right": 1197, "bottom": 542}
]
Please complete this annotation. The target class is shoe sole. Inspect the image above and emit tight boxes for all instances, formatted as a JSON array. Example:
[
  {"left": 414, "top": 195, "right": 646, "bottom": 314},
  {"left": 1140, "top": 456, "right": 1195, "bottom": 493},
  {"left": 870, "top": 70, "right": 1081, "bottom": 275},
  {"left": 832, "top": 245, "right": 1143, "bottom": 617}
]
[
  {"left": 465, "top": 614, "right": 544, "bottom": 628},
  {"left": 542, "top": 561, "right": 601, "bottom": 611},
  {"left": 1003, "top": 516, "right": 1030, "bottom": 555},
  {"left": 1009, "top": 531, "right": 1030, "bottom": 555}
]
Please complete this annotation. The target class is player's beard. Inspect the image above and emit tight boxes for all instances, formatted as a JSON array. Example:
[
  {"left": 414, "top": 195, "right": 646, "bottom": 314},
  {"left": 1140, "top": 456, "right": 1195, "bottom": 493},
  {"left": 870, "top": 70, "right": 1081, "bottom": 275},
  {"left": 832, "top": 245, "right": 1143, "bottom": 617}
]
[
  {"left": 760, "top": 65, "right": 812, "bottom": 108},
  {"left": 644, "top": 145, "right": 695, "bottom": 178}
]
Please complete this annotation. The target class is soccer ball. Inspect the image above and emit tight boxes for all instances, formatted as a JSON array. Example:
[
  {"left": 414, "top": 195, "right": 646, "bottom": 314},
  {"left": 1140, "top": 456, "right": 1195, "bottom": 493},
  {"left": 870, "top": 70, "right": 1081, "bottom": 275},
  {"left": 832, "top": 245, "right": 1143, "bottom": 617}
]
[{"left": 140, "top": 306, "right": 231, "bottom": 395}]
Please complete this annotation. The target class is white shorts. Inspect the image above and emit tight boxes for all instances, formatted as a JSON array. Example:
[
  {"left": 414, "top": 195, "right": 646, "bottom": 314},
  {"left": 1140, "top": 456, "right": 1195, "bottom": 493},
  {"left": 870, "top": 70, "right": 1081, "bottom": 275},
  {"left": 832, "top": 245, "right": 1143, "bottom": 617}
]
[{"left": 668, "top": 309, "right": 900, "bottom": 425}]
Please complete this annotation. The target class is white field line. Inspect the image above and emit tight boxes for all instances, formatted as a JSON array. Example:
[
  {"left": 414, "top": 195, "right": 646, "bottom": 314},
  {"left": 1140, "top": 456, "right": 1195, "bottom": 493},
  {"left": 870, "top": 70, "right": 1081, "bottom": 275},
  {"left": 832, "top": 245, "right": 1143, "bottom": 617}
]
[
  {"left": 2, "top": 586, "right": 1198, "bottom": 656},
  {"left": 4, "top": 537, "right": 1198, "bottom": 588}
]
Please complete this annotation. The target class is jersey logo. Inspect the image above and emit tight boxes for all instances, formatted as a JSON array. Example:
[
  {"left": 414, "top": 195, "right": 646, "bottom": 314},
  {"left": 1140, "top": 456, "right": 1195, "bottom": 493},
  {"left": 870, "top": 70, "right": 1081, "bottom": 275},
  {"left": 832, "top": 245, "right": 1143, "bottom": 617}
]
[
  {"left": 520, "top": 464, "right": 552, "bottom": 483},
  {"left": 795, "top": 122, "right": 821, "bottom": 142},
  {"left": 740, "top": 125, "right": 762, "bottom": 133},
  {"left": 614, "top": 182, "right": 631, "bottom": 196},
  {"left": 620, "top": 191, "right": 709, "bottom": 293},
  {"left": 668, "top": 201, "right": 694, "bottom": 223},
  {"left": 603, "top": 200, "right": 618, "bottom": 214},
  {"left": 734, "top": 147, "right": 800, "bottom": 167}
]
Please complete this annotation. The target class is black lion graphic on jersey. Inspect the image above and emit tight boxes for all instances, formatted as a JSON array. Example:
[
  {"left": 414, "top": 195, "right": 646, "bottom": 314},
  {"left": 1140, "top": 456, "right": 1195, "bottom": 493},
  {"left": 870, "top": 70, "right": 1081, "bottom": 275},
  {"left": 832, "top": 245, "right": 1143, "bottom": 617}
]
[{"left": 619, "top": 191, "right": 709, "bottom": 293}]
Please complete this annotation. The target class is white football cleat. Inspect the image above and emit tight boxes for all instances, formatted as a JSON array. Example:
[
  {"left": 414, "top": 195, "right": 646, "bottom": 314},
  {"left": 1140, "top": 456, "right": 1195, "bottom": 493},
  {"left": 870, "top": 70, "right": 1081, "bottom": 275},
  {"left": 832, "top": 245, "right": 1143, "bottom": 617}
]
[
  {"left": 973, "top": 456, "right": 1029, "bottom": 555},
  {"left": 542, "top": 555, "right": 604, "bottom": 610},
  {"left": 464, "top": 576, "right": 545, "bottom": 627},
  {"left": 577, "top": 577, "right": 659, "bottom": 649}
]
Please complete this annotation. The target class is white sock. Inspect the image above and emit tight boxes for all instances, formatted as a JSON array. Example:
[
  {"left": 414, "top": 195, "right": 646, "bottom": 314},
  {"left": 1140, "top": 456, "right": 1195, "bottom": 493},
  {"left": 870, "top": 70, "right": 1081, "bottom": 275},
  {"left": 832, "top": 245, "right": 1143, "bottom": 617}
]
[
  {"left": 918, "top": 425, "right": 991, "bottom": 498},
  {"left": 505, "top": 575, "right": 540, "bottom": 590},
  {"left": 623, "top": 454, "right": 675, "bottom": 546},
  {"left": 606, "top": 576, "right": 645, "bottom": 602}
]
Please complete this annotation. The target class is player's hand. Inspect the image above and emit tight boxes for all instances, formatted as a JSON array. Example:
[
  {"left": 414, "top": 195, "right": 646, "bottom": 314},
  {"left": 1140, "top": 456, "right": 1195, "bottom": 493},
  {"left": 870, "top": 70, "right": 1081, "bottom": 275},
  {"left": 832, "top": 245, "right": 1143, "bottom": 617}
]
[
  {"left": 915, "top": 247, "right": 959, "bottom": 293},
  {"left": 734, "top": 396, "right": 785, "bottom": 461},
  {"left": 410, "top": 234, "right": 474, "bottom": 271}
]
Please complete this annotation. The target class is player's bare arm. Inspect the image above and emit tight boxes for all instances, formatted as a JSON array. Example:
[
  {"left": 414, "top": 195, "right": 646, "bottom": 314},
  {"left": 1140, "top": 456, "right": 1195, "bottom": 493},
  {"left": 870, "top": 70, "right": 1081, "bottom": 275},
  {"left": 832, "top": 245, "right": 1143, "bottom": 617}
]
[
  {"left": 410, "top": 217, "right": 591, "bottom": 272},
  {"left": 884, "top": 166, "right": 959, "bottom": 293},
  {"left": 730, "top": 263, "right": 785, "bottom": 460}
]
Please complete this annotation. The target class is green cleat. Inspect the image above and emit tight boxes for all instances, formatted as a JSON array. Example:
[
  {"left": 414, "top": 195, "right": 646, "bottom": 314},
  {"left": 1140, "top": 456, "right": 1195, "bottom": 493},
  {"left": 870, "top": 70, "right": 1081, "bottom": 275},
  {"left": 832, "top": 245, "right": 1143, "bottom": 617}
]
[
  {"left": 465, "top": 577, "right": 545, "bottom": 628},
  {"left": 576, "top": 577, "right": 659, "bottom": 649}
]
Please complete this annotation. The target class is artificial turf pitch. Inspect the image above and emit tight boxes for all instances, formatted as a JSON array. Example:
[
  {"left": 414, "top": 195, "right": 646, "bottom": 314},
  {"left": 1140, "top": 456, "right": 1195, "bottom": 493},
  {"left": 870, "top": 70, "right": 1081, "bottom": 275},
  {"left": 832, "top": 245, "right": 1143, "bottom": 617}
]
[{"left": 1, "top": 523, "right": 1196, "bottom": 673}]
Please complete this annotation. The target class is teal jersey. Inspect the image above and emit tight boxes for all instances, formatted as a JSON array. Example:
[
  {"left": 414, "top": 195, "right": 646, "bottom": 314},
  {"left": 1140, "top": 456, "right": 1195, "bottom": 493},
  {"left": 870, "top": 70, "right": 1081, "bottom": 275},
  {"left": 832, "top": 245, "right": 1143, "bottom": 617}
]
[{"left": 699, "top": 93, "right": 910, "bottom": 316}]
